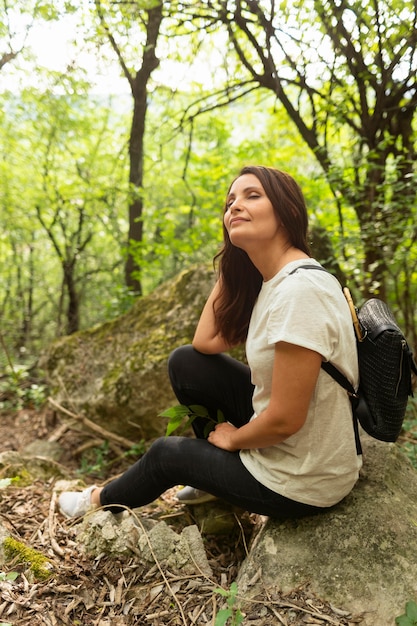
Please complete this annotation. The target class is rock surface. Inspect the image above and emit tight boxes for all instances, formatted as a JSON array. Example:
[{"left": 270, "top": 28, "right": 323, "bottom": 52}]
[
  {"left": 0, "top": 450, "right": 67, "bottom": 482},
  {"left": 74, "top": 507, "right": 213, "bottom": 577},
  {"left": 236, "top": 436, "right": 417, "bottom": 625},
  {"left": 40, "top": 265, "right": 216, "bottom": 440}
]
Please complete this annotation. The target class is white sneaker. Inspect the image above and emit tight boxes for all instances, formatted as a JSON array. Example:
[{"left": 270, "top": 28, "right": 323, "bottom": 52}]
[
  {"left": 175, "top": 486, "right": 218, "bottom": 505},
  {"left": 58, "top": 485, "right": 98, "bottom": 518}
]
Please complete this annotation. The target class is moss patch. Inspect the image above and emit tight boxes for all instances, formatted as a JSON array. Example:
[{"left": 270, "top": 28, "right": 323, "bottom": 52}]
[{"left": 3, "top": 537, "right": 53, "bottom": 580}]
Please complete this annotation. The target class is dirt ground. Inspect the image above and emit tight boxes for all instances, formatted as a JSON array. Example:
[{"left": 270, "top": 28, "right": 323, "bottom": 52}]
[{"left": 0, "top": 406, "right": 363, "bottom": 625}]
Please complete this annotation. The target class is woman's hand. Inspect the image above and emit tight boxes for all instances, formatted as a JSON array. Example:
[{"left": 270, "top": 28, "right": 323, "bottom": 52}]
[
  {"left": 207, "top": 422, "right": 239, "bottom": 451},
  {"left": 208, "top": 343, "right": 322, "bottom": 451}
]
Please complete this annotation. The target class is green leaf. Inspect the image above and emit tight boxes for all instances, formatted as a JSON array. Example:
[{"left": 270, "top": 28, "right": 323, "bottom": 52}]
[
  {"left": 165, "top": 415, "right": 194, "bottom": 437},
  {"left": 235, "top": 612, "right": 244, "bottom": 625},
  {"left": 159, "top": 405, "right": 190, "bottom": 419},
  {"left": 406, "top": 601, "right": 417, "bottom": 621},
  {"left": 189, "top": 404, "right": 210, "bottom": 418},
  {"left": 165, "top": 420, "right": 181, "bottom": 437},
  {"left": 217, "top": 409, "right": 225, "bottom": 423},
  {"left": 160, "top": 404, "right": 196, "bottom": 436},
  {"left": 0, "top": 571, "right": 19, "bottom": 582},
  {"left": 214, "top": 608, "right": 232, "bottom": 626},
  {"left": 395, "top": 616, "right": 413, "bottom": 626},
  {"left": 229, "top": 581, "right": 238, "bottom": 593}
]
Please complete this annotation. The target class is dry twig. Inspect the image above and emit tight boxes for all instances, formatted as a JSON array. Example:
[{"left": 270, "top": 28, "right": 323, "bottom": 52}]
[{"left": 47, "top": 397, "right": 137, "bottom": 450}]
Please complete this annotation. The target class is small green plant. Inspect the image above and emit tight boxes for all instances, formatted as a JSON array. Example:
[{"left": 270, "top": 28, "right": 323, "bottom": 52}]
[
  {"left": 160, "top": 404, "right": 225, "bottom": 437},
  {"left": 123, "top": 441, "right": 146, "bottom": 459},
  {"left": 213, "top": 582, "right": 244, "bottom": 626},
  {"left": 0, "top": 571, "right": 18, "bottom": 582},
  {"left": 396, "top": 600, "right": 417, "bottom": 625},
  {"left": 77, "top": 440, "right": 147, "bottom": 478},
  {"left": 77, "top": 440, "right": 111, "bottom": 478}
]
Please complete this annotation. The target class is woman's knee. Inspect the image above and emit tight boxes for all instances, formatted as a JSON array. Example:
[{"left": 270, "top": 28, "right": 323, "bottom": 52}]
[
  {"left": 142, "top": 437, "right": 177, "bottom": 473},
  {"left": 168, "top": 344, "right": 192, "bottom": 371},
  {"left": 148, "top": 436, "right": 172, "bottom": 457},
  {"left": 145, "top": 436, "right": 198, "bottom": 475},
  {"left": 168, "top": 344, "right": 202, "bottom": 385},
  {"left": 147, "top": 435, "right": 185, "bottom": 459}
]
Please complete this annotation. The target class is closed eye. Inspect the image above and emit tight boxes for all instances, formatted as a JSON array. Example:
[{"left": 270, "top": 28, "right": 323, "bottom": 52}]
[{"left": 225, "top": 186, "right": 263, "bottom": 209}]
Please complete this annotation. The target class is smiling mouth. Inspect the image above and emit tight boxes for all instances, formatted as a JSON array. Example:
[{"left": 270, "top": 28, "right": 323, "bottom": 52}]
[{"left": 230, "top": 218, "right": 247, "bottom": 225}]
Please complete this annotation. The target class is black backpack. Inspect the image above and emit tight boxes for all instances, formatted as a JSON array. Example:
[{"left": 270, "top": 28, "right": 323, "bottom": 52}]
[{"left": 290, "top": 265, "right": 417, "bottom": 453}]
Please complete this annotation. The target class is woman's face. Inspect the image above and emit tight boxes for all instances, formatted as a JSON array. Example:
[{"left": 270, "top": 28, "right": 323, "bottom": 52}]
[{"left": 223, "top": 174, "right": 280, "bottom": 250}]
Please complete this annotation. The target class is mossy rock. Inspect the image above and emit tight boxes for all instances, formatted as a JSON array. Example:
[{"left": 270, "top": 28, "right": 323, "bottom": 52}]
[
  {"left": 0, "top": 451, "right": 67, "bottom": 483},
  {"left": 237, "top": 438, "right": 417, "bottom": 626},
  {"left": 40, "top": 265, "right": 216, "bottom": 440}
]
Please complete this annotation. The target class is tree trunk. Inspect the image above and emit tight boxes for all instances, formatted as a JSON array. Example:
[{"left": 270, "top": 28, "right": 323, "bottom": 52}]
[
  {"left": 124, "top": 4, "right": 163, "bottom": 294},
  {"left": 64, "top": 261, "right": 79, "bottom": 335}
]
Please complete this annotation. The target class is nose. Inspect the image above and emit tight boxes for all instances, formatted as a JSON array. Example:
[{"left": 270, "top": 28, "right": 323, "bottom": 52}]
[{"left": 228, "top": 198, "right": 241, "bottom": 212}]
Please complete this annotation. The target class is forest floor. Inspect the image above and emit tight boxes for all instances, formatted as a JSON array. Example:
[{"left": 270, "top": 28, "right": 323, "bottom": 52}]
[{"left": 0, "top": 406, "right": 364, "bottom": 626}]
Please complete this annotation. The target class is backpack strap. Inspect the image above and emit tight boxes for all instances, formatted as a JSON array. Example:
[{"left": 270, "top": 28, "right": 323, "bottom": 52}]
[
  {"left": 289, "top": 263, "right": 329, "bottom": 275},
  {"left": 289, "top": 264, "right": 362, "bottom": 454},
  {"left": 321, "top": 362, "right": 362, "bottom": 455}
]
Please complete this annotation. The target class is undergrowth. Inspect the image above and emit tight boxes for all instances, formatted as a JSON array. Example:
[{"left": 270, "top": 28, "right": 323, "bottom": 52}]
[
  {"left": 0, "top": 366, "right": 48, "bottom": 412},
  {"left": 77, "top": 439, "right": 146, "bottom": 479}
]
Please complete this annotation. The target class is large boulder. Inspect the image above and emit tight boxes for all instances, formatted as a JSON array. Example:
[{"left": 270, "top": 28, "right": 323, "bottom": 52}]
[
  {"left": 237, "top": 436, "right": 417, "bottom": 625},
  {"left": 40, "top": 265, "right": 215, "bottom": 440}
]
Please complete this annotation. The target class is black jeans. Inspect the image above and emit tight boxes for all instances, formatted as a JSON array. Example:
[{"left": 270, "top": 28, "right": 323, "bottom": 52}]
[{"left": 101, "top": 345, "right": 326, "bottom": 518}]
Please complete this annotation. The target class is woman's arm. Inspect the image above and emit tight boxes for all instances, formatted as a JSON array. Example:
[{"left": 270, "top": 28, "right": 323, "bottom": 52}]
[
  {"left": 192, "top": 280, "right": 235, "bottom": 354},
  {"left": 208, "top": 341, "right": 322, "bottom": 450}
]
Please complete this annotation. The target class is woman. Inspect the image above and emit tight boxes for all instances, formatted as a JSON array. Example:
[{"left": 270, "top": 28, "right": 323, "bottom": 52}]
[{"left": 59, "top": 165, "right": 361, "bottom": 520}]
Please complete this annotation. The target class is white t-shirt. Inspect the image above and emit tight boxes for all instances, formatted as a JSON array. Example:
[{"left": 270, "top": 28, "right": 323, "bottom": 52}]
[{"left": 240, "top": 259, "right": 362, "bottom": 507}]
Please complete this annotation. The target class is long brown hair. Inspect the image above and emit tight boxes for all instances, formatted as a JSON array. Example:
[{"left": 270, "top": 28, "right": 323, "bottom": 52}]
[{"left": 213, "top": 166, "right": 311, "bottom": 345}]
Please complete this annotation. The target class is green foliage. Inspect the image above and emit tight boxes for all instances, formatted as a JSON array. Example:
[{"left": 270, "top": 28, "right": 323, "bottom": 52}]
[
  {"left": 123, "top": 441, "right": 147, "bottom": 459},
  {"left": 214, "top": 583, "right": 244, "bottom": 626},
  {"left": 77, "top": 440, "right": 146, "bottom": 479},
  {"left": 77, "top": 440, "right": 112, "bottom": 478},
  {"left": 1, "top": 0, "right": 416, "bottom": 364},
  {"left": 0, "top": 9, "right": 348, "bottom": 356},
  {"left": 161, "top": 404, "right": 225, "bottom": 437},
  {"left": 396, "top": 600, "right": 417, "bottom": 626},
  {"left": 0, "top": 366, "right": 47, "bottom": 411},
  {"left": 0, "top": 85, "right": 130, "bottom": 354}
]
